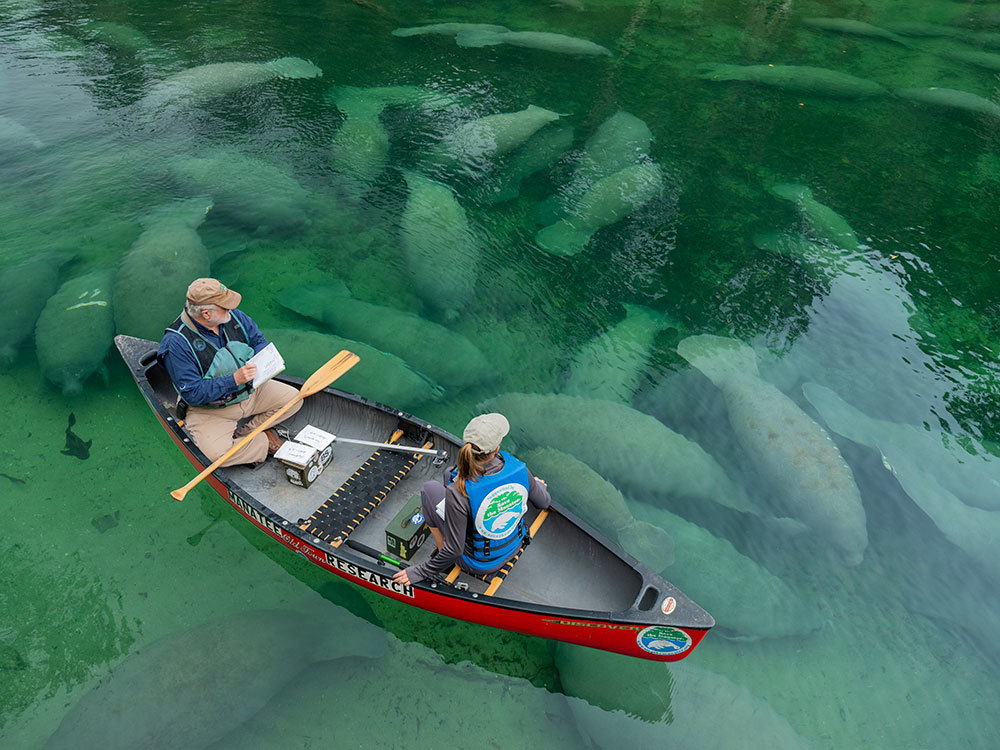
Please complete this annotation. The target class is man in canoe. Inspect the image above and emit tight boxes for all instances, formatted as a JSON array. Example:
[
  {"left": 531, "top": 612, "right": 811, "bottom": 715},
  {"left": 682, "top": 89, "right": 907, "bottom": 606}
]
[
  {"left": 158, "top": 278, "right": 300, "bottom": 466},
  {"left": 393, "top": 413, "right": 550, "bottom": 586}
]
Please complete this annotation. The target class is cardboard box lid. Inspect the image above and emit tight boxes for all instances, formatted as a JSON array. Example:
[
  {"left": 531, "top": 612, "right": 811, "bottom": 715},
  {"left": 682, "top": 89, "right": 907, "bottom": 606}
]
[
  {"left": 273, "top": 440, "right": 318, "bottom": 467},
  {"left": 294, "top": 424, "right": 335, "bottom": 451}
]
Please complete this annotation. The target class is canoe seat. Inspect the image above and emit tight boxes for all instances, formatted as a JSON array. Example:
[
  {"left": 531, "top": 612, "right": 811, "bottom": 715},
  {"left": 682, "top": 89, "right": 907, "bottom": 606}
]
[
  {"left": 297, "top": 426, "right": 433, "bottom": 547},
  {"left": 447, "top": 509, "right": 549, "bottom": 596}
]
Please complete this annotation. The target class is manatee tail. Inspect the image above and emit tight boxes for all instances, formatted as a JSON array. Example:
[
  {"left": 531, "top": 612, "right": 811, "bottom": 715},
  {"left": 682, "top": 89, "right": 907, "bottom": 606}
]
[
  {"left": 676, "top": 334, "right": 759, "bottom": 386},
  {"left": 618, "top": 520, "right": 675, "bottom": 571},
  {"left": 696, "top": 62, "right": 742, "bottom": 81},
  {"left": 264, "top": 56, "right": 322, "bottom": 79},
  {"left": 278, "top": 282, "right": 351, "bottom": 321},
  {"left": 801, "top": 382, "right": 875, "bottom": 447},
  {"left": 524, "top": 104, "right": 561, "bottom": 122},
  {"left": 769, "top": 182, "right": 813, "bottom": 202},
  {"left": 328, "top": 86, "right": 387, "bottom": 117},
  {"left": 454, "top": 30, "right": 506, "bottom": 47},
  {"left": 392, "top": 26, "right": 426, "bottom": 37},
  {"left": 535, "top": 221, "right": 593, "bottom": 257},
  {"left": 138, "top": 196, "right": 213, "bottom": 230}
]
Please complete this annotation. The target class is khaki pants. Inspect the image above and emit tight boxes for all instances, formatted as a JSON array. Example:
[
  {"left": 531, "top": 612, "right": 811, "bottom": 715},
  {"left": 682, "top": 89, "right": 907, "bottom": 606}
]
[{"left": 184, "top": 380, "right": 303, "bottom": 467}]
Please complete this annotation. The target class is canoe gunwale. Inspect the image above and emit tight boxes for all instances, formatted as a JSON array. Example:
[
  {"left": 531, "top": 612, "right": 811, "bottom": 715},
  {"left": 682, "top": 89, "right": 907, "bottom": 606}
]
[{"left": 115, "top": 335, "right": 713, "bottom": 660}]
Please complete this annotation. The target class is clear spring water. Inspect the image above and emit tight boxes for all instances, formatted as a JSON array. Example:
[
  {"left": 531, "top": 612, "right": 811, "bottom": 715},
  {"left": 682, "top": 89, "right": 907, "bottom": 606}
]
[{"left": 2, "top": 0, "right": 1000, "bottom": 747}]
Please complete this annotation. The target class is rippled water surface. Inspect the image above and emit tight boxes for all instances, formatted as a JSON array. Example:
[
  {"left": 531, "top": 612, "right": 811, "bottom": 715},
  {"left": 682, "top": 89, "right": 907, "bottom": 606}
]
[{"left": 3, "top": 0, "right": 1000, "bottom": 747}]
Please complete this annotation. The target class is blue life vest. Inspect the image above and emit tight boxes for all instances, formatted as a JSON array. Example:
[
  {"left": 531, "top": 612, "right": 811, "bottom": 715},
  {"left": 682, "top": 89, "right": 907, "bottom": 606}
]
[
  {"left": 164, "top": 312, "right": 255, "bottom": 407},
  {"left": 458, "top": 451, "right": 530, "bottom": 574}
]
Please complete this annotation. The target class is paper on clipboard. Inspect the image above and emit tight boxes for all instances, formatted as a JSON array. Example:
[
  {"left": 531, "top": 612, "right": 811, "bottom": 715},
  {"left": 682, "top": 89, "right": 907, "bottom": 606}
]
[{"left": 248, "top": 342, "right": 285, "bottom": 388}]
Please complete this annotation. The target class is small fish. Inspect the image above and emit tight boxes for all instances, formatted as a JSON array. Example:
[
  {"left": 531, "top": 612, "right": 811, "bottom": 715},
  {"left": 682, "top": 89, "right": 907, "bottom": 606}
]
[
  {"left": 61, "top": 413, "right": 92, "bottom": 460},
  {"left": 0, "top": 473, "right": 25, "bottom": 484}
]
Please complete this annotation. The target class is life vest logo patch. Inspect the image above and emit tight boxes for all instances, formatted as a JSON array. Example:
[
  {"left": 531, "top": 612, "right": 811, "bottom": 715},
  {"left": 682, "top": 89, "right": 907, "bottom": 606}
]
[
  {"left": 636, "top": 625, "right": 691, "bottom": 656},
  {"left": 475, "top": 482, "right": 528, "bottom": 540},
  {"left": 193, "top": 339, "right": 207, "bottom": 351}
]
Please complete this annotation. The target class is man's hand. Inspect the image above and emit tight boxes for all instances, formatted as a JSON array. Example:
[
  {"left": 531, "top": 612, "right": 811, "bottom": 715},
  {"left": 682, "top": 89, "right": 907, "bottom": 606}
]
[
  {"left": 234, "top": 363, "right": 257, "bottom": 386},
  {"left": 393, "top": 569, "right": 411, "bottom": 586}
]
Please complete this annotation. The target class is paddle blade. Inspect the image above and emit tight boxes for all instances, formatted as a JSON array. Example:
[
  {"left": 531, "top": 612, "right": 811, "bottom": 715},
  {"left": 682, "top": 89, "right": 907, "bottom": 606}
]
[{"left": 300, "top": 349, "right": 360, "bottom": 396}]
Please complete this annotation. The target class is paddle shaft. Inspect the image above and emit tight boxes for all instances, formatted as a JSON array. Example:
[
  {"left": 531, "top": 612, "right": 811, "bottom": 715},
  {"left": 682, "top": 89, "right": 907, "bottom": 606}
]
[
  {"left": 333, "top": 435, "right": 447, "bottom": 459},
  {"left": 170, "top": 350, "right": 359, "bottom": 502}
]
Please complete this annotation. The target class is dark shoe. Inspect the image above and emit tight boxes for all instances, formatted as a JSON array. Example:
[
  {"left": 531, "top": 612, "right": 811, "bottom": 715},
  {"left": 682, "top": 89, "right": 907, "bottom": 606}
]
[{"left": 265, "top": 428, "right": 284, "bottom": 457}]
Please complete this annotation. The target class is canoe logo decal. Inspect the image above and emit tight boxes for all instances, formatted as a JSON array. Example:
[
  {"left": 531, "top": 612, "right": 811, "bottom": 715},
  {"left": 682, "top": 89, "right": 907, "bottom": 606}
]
[
  {"left": 636, "top": 626, "right": 691, "bottom": 656},
  {"left": 475, "top": 483, "right": 528, "bottom": 539},
  {"left": 660, "top": 596, "right": 677, "bottom": 615}
]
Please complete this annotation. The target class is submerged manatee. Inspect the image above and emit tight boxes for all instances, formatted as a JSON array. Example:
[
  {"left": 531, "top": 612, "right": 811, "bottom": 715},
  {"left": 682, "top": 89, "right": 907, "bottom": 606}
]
[
  {"left": 472, "top": 124, "right": 574, "bottom": 204},
  {"left": 802, "top": 383, "right": 1000, "bottom": 513},
  {"left": 392, "top": 23, "right": 511, "bottom": 38},
  {"left": 35, "top": 269, "right": 115, "bottom": 393},
  {"left": 399, "top": 170, "right": 480, "bottom": 317},
  {"left": 141, "top": 56, "right": 321, "bottom": 108},
  {"left": 454, "top": 29, "right": 612, "bottom": 56},
  {"left": 896, "top": 87, "right": 1000, "bottom": 120},
  {"left": 262, "top": 328, "right": 442, "bottom": 408},
  {"left": 536, "top": 163, "right": 664, "bottom": 256},
  {"left": 677, "top": 335, "right": 867, "bottom": 566},
  {"left": 279, "top": 282, "right": 493, "bottom": 388},
  {"left": 329, "top": 87, "right": 390, "bottom": 189},
  {"left": 698, "top": 62, "right": 889, "bottom": 98},
  {"left": 45, "top": 605, "right": 386, "bottom": 750},
  {"left": 802, "top": 17, "right": 912, "bottom": 46},
  {"left": 0, "top": 251, "right": 75, "bottom": 365},
  {"left": 163, "top": 148, "right": 312, "bottom": 235},
  {"left": 479, "top": 392, "right": 756, "bottom": 514},
  {"left": 0, "top": 115, "right": 43, "bottom": 154},
  {"left": 768, "top": 182, "right": 861, "bottom": 252},
  {"left": 522, "top": 447, "right": 674, "bottom": 571},
  {"left": 114, "top": 197, "right": 212, "bottom": 339},
  {"left": 556, "top": 644, "right": 816, "bottom": 749},
  {"left": 626, "top": 497, "right": 824, "bottom": 640},
  {"left": 563, "top": 303, "right": 673, "bottom": 402},
  {"left": 425, "top": 104, "right": 560, "bottom": 174}
]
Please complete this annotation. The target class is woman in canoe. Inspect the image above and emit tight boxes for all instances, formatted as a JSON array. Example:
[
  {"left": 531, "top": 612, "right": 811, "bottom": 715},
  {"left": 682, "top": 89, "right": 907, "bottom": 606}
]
[{"left": 393, "top": 413, "right": 550, "bottom": 586}]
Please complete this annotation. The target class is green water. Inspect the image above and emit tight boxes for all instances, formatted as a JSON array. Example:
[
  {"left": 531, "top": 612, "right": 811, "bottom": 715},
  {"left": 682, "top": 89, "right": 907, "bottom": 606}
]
[{"left": 2, "top": 0, "right": 1000, "bottom": 746}]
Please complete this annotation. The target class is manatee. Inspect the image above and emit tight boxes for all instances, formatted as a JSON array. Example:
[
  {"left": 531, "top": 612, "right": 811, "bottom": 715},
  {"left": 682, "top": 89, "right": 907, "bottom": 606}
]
[
  {"left": 348, "top": 84, "right": 464, "bottom": 110},
  {"left": 896, "top": 86, "right": 1000, "bottom": 119},
  {"left": 538, "top": 110, "right": 653, "bottom": 224},
  {"left": 141, "top": 57, "right": 322, "bottom": 108},
  {"left": 279, "top": 282, "right": 494, "bottom": 388},
  {"left": 938, "top": 46, "right": 1000, "bottom": 72},
  {"left": 163, "top": 148, "right": 312, "bottom": 235},
  {"left": 0, "top": 114, "right": 43, "bottom": 154},
  {"left": 425, "top": 104, "right": 560, "bottom": 174},
  {"left": 454, "top": 29, "right": 613, "bottom": 57},
  {"left": 399, "top": 170, "right": 480, "bottom": 317},
  {"left": 212, "top": 637, "right": 580, "bottom": 749},
  {"left": 329, "top": 87, "right": 391, "bottom": 188},
  {"left": 479, "top": 392, "right": 757, "bottom": 514},
  {"left": 35, "top": 270, "right": 115, "bottom": 393},
  {"left": 392, "top": 23, "right": 511, "bottom": 38},
  {"left": 535, "top": 163, "right": 664, "bottom": 256},
  {"left": 471, "top": 124, "right": 574, "bottom": 204},
  {"left": 78, "top": 20, "right": 178, "bottom": 65},
  {"left": 114, "top": 197, "right": 212, "bottom": 340},
  {"left": 556, "top": 644, "right": 816, "bottom": 749},
  {"left": 882, "top": 21, "right": 965, "bottom": 38},
  {"left": 262, "top": 328, "right": 442, "bottom": 408},
  {"left": 768, "top": 182, "right": 861, "bottom": 252},
  {"left": 698, "top": 62, "right": 889, "bottom": 98},
  {"left": 563, "top": 303, "right": 673, "bottom": 402},
  {"left": 802, "top": 383, "right": 1000, "bottom": 513},
  {"left": 626, "top": 497, "right": 824, "bottom": 639},
  {"left": 522, "top": 447, "right": 674, "bottom": 571},
  {"left": 0, "top": 251, "right": 75, "bottom": 365},
  {"left": 45, "top": 605, "right": 386, "bottom": 750},
  {"left": 677, "top": 334, "right": 867, "bottom": 566},
  {"left": 802, "top": 17, "right": 913, "bottom": 46}
]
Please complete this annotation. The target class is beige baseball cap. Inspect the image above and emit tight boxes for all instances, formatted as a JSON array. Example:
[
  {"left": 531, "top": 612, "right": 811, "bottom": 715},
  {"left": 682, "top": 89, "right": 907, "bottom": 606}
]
[
  {"left": 463, "top": 413, "right": 509, "bottom": 453},
  {"left": 186, "top": 278, "right": 242, "bottom": 309}
]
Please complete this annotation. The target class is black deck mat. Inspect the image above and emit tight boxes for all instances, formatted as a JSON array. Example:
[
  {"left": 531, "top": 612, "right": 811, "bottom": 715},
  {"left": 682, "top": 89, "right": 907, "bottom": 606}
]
[{"left": 297, "top": 430, "right": 430, "bottom": 547}]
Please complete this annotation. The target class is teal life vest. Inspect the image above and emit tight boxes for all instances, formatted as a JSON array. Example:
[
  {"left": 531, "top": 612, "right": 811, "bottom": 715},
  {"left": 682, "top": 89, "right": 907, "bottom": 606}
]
[
  {"left": 457, "top": 451, "right": 530, "bottom": 574},
  {"left": 164, "top": 311, "right": 255, "bottom": 407}
]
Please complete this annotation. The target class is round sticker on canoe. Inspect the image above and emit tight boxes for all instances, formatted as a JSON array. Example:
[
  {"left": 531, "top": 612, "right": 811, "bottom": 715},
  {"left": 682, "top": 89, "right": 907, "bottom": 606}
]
[
  {"left": 474, "top": 483, "right": 528, "bottom": 539},
  {"left": 637, "top": 626, "right": 691, "bottom": 657},
  {"left": 660, "top": 596, "right": 677, "bottom": 615}
]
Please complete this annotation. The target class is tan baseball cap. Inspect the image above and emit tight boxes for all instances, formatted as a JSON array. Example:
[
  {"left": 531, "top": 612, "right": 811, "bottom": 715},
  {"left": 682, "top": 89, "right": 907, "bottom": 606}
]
[
  {"left": 186, "top": 278, "right": 242, "bottom": 309},
  {"left": 463, "top": 413, "right": 509, "bottom": 453}
]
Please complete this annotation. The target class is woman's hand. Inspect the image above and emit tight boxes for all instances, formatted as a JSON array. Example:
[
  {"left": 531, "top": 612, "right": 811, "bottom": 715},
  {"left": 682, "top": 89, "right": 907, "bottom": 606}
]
[{"left": 393, "top": 569, "right": 411, "bottom": 586}]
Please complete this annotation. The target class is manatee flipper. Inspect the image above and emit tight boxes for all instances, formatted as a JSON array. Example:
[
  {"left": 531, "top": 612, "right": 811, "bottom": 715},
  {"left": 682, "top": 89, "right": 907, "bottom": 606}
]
[
  {"left": 617, "top": 520, "right": 675, "bottom": 571},
  {"left": 454, "top": 30, "right": 506, "bottom": 47},
  {"left": 279, "top": 282, "right": 351, "bottom": 320},
  {"left": 801, "top": 382, "right": 874, "bottom": 446},
  {"left": 262, "top": 56, "right": 322, "bottom": 79}
]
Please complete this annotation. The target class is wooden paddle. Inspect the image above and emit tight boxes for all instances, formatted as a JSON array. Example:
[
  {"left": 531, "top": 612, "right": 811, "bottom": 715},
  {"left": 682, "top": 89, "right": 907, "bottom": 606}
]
[{"left": 170, "top": 349, "right": 360, "bottom": 502}]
